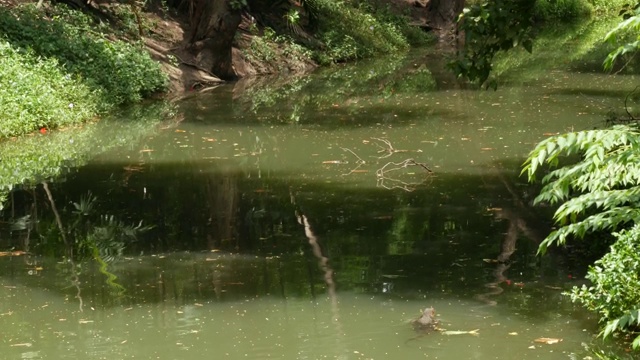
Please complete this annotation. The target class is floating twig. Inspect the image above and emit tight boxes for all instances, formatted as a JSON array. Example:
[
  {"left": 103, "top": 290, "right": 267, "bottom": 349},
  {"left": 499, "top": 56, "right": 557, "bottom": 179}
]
[
  {"left": 376, "top": 159, "right": 433, "bottom": 192},
  {"left": 340, "top": 147, "right": 366, "bottom": 176},
  {"left": 371, "top": 137, "right": 409, "bottom": 159}
]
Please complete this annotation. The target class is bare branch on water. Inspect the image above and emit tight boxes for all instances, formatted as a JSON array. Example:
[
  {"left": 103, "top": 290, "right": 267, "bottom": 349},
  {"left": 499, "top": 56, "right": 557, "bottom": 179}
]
[
  {"left": 340, "top": 139, "right": 433, "bottom": 191},
  {"left": 376, "top": 159, "right": 433, "bottom": 192},
  {"left": 371, "top": 137, "right": 409, "bottom": 159},
  {"left": 340, "top": 147, "right": 366, "bottom": 176}
]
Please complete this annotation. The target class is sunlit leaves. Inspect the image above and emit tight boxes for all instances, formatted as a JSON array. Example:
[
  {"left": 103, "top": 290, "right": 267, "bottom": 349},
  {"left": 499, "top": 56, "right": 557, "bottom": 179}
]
[
  {"left": 603, "top": 308, "right": 640, "bottom": 348},
  {"left": 523, "top": 125, "right": 640, "bottom": 253},
  {"left": 309, "top": 0, "right": 409, "bottom": 63},
  {"left": 450, "top": 0, "right": 536, "bottom": 86},
  {"left": 569, "top": 225, "right": 640, "bottom": 347},
  {"left": 0, "top": 4, "right": 167, "bottom": 113},
  {"left": 603, "top": 4, "right": 640, "bottom": 71}
]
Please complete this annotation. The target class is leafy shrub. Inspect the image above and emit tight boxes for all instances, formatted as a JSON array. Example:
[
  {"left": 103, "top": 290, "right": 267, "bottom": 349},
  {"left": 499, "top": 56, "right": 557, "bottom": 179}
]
[
  {"left": 524, "top": 124, "right": 640, "bottom": 349},
  {"left": 0, "top": 4, "right": 167, "bottom": 108},
  {"left": 352, "top": 0, "right": 435, "bottom": 47},
  {"left": 0, "top": 41, "right": 99, "bottom": 137},
  {"left": 533, "top": 0, "right": 593, "bottom": 22},
  {"left": 603, "top": 4, "right": 640, "bottom": 72},
  {"left": 586, "top": 0, "right": 630, "bottom": 14},
  {"left": 569, "top": 225, "right": 640, "bottom": 348},
  {"left": 451, "top": 0, "right": 536, "bottom": 88},
  {"left": 309, "top": 0, "right": 408, "bottom": 63}
]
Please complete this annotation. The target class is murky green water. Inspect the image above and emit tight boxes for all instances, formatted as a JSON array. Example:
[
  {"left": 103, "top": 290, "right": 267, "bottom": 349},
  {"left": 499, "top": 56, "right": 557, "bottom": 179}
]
[{"left": 1, "top": 48, "right": 638, "bottom": 359}]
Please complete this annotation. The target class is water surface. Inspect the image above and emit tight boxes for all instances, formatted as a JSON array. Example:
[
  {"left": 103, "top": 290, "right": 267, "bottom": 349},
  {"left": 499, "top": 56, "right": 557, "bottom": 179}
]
[{"left": 1, "top": 49, "right": 637, "bottom": 359}]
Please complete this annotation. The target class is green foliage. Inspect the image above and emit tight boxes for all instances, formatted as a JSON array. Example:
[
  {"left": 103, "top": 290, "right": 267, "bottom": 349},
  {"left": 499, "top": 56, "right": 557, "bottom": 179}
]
[
  {"left": 603, "top": 3, "right": 640, "bottom": 71},
  {"left": 523, "top": 125, "right": 640, "bottom": 253},
  {"left": 492, "top": 18, "right": 619, "bottom": 80},
  {"left": 569, "top": 225, "right": 640, "bottom": 348},
  {"left": 533, "top": 0, "right": 593, "bottom": 22},
  {"left": 0, "top": 4, "right": 167, "bottom": 109},
  {"left": 230, "top": 0, "right": 247, "bottom": 11},
  {"left": 450, "top": 0, "right": 536, "bottom": 88},
  {"left": 245, "top": 27, "right": 312, "bottom": 67},
  {"left": 587, "top": 0, "right": 631, "bottom": 14},
  {"left": 308, "top": 0, "right": 408, "bottom": 63},
  {"left": 352, "top": 0, "right": 435, "bottom": 47},
  {"left": 0, "top": 41, "right": 99, "bottom": 137}
]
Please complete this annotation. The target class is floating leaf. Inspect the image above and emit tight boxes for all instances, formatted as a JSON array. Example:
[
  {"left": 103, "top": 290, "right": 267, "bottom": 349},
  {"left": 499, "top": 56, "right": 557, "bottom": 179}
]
[{"left": 534, "top": 337, "right": 562, "bottom": 344}]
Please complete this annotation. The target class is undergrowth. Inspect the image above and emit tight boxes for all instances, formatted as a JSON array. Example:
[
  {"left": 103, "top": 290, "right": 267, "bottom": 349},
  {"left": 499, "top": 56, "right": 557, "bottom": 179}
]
[
  {"left": 309, "top": 0, "right": 409, "bottom": 64},
  {"left": 0, "top": 42, "right": 99, "bottom": 137},
  {"left": 533, "top": 0, "right": 629, "bottom": 21},
  {"left": 0, "top": 3, "right": 167, "bottom": 138}
]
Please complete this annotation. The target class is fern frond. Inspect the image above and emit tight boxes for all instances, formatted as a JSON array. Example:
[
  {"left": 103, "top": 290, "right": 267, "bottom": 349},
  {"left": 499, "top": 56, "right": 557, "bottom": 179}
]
[
  {"left": 523, "top": 126, "right": 640, "bottom": 182},
  {"left": 538, "top": 207, "right": 640, "bottom": 254},
  {"left": 554, "top": 187, "right": 640, "bottom": 224}
]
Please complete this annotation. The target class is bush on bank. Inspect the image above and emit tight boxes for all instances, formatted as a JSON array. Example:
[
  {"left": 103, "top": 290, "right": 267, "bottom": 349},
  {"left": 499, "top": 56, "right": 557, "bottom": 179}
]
[
  {"left": 533, "top": 0, "right": 630, "bottom": 22},
  {"left": 570, "top": 224, "right": 640, "bottom": 349},
  {"left": 308, "top": 0, "right": 410, "bottom": 64},
  {"left": 0, "top": 41, "right": 99, "bottom": 138},
  {"left": 0, "top": 4, "right": 167, "bottom": 138}
]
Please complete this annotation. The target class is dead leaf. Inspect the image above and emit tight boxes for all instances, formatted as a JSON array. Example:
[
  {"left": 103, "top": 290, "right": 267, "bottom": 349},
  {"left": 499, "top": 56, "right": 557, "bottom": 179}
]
[
  {"left": 534, "top": 337, "right": 562, "bottom": 344},
  {"left": 0, "top": 251, "right": 27, "bottom": 257}
]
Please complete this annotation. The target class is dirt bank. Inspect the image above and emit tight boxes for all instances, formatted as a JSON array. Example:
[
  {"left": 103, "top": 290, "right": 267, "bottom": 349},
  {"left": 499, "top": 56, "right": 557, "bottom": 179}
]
[{"left": 139, "top": 0, "right": 453, "bottom": 97}]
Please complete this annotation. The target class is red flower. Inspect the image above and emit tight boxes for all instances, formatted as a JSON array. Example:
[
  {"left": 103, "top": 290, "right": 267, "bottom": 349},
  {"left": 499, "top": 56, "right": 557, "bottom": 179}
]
[{"left": 39, "top": 128, "right": 47, "bottom": 134}]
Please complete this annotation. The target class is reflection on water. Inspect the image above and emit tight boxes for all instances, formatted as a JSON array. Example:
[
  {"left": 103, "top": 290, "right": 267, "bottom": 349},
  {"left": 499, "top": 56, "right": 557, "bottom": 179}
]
[{"left": 1, "top": 48, "right": 638, "bottom": 358}]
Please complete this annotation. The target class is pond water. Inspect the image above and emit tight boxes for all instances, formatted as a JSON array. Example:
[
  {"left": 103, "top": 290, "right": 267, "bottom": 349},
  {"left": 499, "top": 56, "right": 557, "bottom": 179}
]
[{"left": 1, "top": 47, "right": 638, "bottom": 359}]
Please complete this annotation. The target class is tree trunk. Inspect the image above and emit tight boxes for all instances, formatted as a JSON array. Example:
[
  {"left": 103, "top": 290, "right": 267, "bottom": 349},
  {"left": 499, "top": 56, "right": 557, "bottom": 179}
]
[
  {"left": 188, "top": 0, "right": 242, "bottom": 80},
  {"left": 425, "top": 0, "right": 465, "bottom": 44}
]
